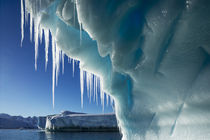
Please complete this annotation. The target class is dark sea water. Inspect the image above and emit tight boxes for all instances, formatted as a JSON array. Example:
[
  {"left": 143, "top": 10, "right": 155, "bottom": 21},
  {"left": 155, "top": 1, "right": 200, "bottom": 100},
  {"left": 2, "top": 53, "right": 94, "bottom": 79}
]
[{"left": 0, "top": 129, "right": 122, "bottom": 140}]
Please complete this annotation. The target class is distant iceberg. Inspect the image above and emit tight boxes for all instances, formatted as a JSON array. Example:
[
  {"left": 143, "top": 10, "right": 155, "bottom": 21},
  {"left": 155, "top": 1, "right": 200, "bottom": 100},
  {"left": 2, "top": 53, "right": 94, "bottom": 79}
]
[{"left": 45, "top": 112, "right": 118, "bottom": 132}]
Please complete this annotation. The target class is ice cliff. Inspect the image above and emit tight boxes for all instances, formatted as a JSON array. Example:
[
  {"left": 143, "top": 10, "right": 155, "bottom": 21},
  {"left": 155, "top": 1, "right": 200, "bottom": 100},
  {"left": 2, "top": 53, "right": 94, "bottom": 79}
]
[{"left": 21, "top": 0, "right": 210, "bottom": 140}]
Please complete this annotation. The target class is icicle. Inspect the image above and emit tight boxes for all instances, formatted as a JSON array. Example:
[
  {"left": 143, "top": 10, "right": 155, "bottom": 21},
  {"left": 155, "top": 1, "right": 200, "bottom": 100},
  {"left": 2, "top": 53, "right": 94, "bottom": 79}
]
[
  {"left": 106, "top": 93, "right": 109, "bottom": 106},
  {"left": 39, "top": 27, "right": 43, "bottom": 44},
  {"left": 80, "top": 68, "right": 84, "bottom": 108},
  {"left": 72, "top": 58, "right": 75, "bottom": 76},
  {"left": 55, "top": 46, "right": 61, "bottom": 86},
  {"left": 86, "top": 72, "right": 93, "bottom": 103},
  {"left": 21, "top": 0, "right": 24, "bottom": 46},
  {"left": 89, "top": 74, "right": 93, "bottom": 103},
  {"left": 44, "top": 29, "right": 50, "bottom": 70},
  {"left": 100, "top": 84, "right": 105, "bottom": 110},
  {"left": 52, "top": 38, "right": 56, "bottom": 108},
  {"left": 86, "top": 72, "right": 90, "bottom": 97},
  {"left": 62, "top": 51, "right": 65, "bottom": 75},
  {"left": 24, "top": 0, "right": 28, "bottom": 25},
  {"left": 30, "top": 12, "right": 33, "bottom": 42},
  {"left": 96, "top": 76, "right": 99, "bottom": 105},
  {"left": 34, "top": 21, "right": 39, "bottom": 70},
  {"left": 93, "top": 76, "right": 96, "bottom": 102}
]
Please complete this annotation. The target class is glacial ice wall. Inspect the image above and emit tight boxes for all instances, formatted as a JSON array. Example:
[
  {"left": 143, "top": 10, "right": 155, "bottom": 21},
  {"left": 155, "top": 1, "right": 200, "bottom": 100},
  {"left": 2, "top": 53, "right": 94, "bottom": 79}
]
[{"left": 21, "top": 0, "right": 210, "bottom": 140}]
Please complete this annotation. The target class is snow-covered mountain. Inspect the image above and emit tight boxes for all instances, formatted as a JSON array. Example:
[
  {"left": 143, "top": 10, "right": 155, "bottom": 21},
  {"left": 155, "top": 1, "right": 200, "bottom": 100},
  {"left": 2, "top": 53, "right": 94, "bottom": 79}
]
[{"left": 0, "top": 113, "right": 38, "bottom": 129}]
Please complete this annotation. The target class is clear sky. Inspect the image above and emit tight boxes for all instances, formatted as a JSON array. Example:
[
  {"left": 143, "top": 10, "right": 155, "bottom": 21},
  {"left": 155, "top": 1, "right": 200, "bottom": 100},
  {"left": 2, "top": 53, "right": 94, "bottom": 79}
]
[{"left": 0, "top": 0, "right": 113, "bottom": 117}]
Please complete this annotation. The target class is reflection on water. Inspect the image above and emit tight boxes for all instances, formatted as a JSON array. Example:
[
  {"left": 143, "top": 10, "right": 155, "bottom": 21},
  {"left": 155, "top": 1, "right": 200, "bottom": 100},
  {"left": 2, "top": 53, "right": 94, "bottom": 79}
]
[
  {"left": 0, "top": 129, "right": 122, "bottom": 140},
  {"left": 44, "top": 131, "right": 121, "bottom": 140}
]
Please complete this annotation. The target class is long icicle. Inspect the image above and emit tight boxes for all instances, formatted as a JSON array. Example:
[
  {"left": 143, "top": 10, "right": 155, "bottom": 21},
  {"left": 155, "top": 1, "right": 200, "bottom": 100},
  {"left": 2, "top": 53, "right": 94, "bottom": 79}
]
[
  {"left": 44, "top": 29, "right": 50, "bottom": 71},
  {"left": 21, "top": 0, "right": 24, "bottom": 46},
  {"left": 80, "top": 68, "right": 84, "bottom": 108},
  {"left": 24, "top": 0, "right": 28, "bottom": 24},
  {"left": 72, "top": 58, "right": 75, "bottom": 76},
  {"left": 30, "top": 12, "right": 33, "bottom": 42},
  {"left": 52, "top": 38, "right": 56, "bottom": 108},
  {"left": 62, "top": 51, "right": 65, "bottom": 74},
  {"left": 55, "top": 46, "right": 61, "bottom": 86},
  {"left": 34, "top": 21, "right": 39, "bottom": 70}
]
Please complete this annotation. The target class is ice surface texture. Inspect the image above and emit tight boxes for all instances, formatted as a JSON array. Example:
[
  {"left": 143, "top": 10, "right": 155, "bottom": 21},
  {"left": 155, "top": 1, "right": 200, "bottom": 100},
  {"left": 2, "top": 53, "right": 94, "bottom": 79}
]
[{"left": 21, "top": 0, "right": 210, "bottom": 140}]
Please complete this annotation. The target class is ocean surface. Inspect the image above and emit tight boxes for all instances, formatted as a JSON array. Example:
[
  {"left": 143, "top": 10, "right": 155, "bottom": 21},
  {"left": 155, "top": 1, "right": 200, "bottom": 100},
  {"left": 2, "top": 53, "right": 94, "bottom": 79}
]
[{"left": 0, "top": 129, "right": 122, "bottom": 140}]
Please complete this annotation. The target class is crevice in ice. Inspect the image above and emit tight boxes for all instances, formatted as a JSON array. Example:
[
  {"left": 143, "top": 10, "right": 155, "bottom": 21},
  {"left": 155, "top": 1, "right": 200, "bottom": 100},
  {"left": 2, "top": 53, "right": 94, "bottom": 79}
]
[
  {"left": 170, "top": 103, "right": 184, "bottom": 136},
  {"left": 154, "top": 13, "right": 182, "bottom": 74}
]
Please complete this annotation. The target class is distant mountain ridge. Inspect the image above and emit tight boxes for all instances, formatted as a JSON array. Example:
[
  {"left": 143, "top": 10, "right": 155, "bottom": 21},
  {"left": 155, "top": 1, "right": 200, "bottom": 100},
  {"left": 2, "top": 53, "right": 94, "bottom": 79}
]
[
  {"left": 0, "top": 111, "right": 117, "bottom": 131},
  {"left": 0, "top": 113, "right": 38, "bottom": 129},
  {"left": 0, "top": 111, "right": 83, "bottom": 129},
  {"left": 0, "top": 111, "right": 87, "bottom": 129}
]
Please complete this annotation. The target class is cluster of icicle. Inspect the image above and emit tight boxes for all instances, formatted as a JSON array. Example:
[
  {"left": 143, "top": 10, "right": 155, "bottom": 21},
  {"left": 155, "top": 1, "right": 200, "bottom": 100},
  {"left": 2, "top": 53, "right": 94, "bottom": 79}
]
[{"left": 20, "top": 0, "right": 114, "bottom": 109}]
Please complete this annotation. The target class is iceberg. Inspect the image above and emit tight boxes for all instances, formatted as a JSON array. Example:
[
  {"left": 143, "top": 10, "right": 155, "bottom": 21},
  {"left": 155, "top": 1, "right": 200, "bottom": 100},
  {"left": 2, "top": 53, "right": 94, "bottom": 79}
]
[
  {"left": 45, "top": 112, "right": 118, "bottom": 132},
  {"left": 21, "top": 0, "right": 210, "bottom": 140}
]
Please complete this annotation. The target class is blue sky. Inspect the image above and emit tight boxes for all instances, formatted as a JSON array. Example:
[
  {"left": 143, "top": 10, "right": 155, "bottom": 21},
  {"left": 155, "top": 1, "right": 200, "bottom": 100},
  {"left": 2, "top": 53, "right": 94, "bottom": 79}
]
[{"left": 0, "top": 0, "right": 113, "bottom": 117}]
